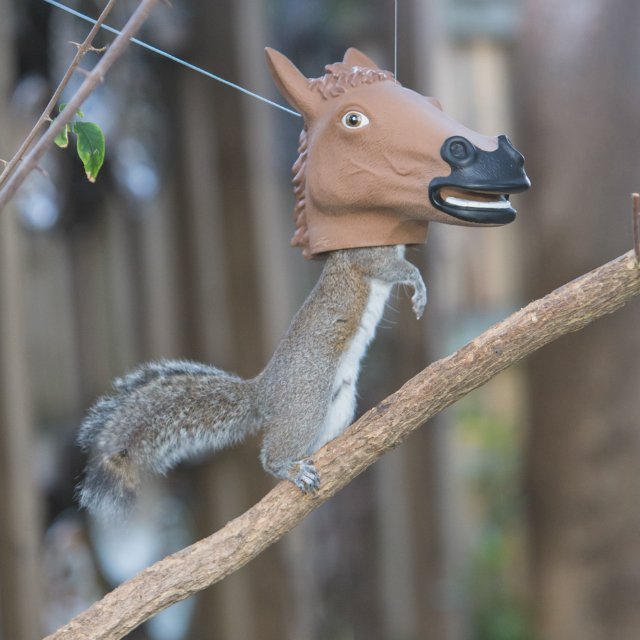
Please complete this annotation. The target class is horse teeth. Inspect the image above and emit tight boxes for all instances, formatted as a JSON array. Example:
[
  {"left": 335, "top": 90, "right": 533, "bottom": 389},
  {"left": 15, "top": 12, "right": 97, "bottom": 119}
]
[{"left": 444, "top": 195, "right": 512, "bottom": 210}]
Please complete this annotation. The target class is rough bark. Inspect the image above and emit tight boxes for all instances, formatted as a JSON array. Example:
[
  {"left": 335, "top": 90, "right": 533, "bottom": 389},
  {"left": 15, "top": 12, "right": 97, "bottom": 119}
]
[{"left": 43, "top": 248, "right": 640, "bottom": 640}]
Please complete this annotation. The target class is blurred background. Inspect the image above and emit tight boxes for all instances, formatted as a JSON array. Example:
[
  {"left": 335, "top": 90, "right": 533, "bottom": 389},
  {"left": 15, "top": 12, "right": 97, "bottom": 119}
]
[{"left": 0, "top": 0, "right": 639, "bottom": 638}]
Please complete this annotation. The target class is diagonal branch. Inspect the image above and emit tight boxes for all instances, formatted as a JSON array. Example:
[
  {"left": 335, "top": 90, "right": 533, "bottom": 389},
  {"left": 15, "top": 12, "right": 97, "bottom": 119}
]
[
  {"left": 44, "top": 249, "right": 640, "bottom": 640},
  {"left": 0, "top": 0, "right": 160, "bottom": 213},
  {"left": 0, "top": 0, "right": 117, "bottom": 189}
]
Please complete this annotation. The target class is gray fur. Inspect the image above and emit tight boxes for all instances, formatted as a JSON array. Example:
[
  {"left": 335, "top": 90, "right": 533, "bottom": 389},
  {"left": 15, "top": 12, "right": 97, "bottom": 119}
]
[
  {"left": 77, "top": 362, "right": 258, "bottom": 517},
  {"left": 78, "top": 246, "right": 426, "bottom": 515}
]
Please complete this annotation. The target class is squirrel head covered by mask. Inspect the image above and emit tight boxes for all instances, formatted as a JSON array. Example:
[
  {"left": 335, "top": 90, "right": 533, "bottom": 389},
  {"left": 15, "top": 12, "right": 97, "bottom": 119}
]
[{"left": 265, "top": 47, "right": 531, "bottom": 259}]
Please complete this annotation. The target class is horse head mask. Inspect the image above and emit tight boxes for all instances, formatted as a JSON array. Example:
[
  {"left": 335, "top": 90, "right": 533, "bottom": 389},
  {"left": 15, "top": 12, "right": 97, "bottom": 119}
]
[{"left": 266, "top": 47, "right": 531, "bottom": 258}]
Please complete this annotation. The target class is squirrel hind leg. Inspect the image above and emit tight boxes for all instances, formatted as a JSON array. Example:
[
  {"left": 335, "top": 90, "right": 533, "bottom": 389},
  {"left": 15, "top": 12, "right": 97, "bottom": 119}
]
[
  {"left": 291, "top": 459, "right": 321, "bottom": 493},
  {"left": 260, "top": 449, "right": 321, "bottom": 494},
  {"left": 77, "top": 448, "right": 139, "bottom": 518}
]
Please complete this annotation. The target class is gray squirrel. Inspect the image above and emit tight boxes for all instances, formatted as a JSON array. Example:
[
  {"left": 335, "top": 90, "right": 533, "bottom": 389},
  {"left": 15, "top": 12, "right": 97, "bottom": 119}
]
[
  {"left": 77, "top": 245, "right": 426, "bottom": 516},
  {"left": 77, "top": 45, "right": 531, "bottom": 516}
]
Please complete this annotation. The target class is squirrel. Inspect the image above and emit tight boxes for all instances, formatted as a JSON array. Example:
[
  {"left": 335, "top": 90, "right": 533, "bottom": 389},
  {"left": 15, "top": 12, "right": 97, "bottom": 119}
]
[{"left": 77, "top": 245, "right": 426, "bottom": 516}]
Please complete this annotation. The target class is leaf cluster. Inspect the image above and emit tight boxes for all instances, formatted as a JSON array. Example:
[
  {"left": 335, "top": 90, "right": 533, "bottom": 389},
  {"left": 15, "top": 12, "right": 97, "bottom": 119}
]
[{"left": 52, "top": 104, "right": 105, "bottom": 182}]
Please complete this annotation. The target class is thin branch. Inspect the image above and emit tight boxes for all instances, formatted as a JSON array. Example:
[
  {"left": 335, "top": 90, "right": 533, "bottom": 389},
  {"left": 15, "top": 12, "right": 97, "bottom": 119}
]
[
  {"left": 0, "top": 0, "right": 117, "bottom": 189},
  {"left": 44, "top": 249, "right": 640, "bottom": 640},
  {"left": 0, "top": 0, "right": 160, "bottom": 212}
]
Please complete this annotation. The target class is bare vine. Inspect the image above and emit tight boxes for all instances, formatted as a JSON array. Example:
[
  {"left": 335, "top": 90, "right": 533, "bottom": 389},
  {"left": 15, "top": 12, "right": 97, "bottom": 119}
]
[
  {"left": 0, "top": 0, "right": 160, "bottom": 212},
  {"left": 0, "top": 0, "right": 117, "bottom": 189}
]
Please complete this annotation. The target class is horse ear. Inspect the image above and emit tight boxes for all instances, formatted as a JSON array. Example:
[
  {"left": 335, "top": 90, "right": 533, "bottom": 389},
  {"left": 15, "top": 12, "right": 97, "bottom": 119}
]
[
  {"left": 265, "top": 48, "right": 320, "bottom": 120},
  {"left": 342, "top": 47, "right": 380, "bottom": 70}
]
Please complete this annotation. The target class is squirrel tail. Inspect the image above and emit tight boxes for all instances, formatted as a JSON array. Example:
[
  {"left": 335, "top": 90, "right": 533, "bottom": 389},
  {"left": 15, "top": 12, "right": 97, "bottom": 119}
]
[{"left": 76, "top": 360, "right": 259, "bottom": 517}]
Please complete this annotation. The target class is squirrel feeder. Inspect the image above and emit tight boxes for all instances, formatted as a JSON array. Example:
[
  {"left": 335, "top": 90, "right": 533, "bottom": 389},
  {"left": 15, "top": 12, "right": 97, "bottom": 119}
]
[
  {"left": 77, "top": 48, "right": 530, "bottom": 513},
  {"left": 265, "top": 47, "right": 530, "bottom": 258}
]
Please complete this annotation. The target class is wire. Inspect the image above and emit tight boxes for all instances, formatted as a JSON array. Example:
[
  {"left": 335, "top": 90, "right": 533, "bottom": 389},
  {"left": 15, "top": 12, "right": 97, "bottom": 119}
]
[
  {"left": 394, "top": 0, "right": 398, "bottom": 82},
  {"left": 42, "top": 0, "right": 302, "bottom": 118}
]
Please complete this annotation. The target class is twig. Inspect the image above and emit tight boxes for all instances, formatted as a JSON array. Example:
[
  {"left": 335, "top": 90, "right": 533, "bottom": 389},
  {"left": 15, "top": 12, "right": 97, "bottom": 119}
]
[
  {"left": 69, "top": 41, "right": 108, "bottom": 54},
  {"left": 632, "top": 193, "right": 639, "bottom": 265},
  {"left": 43, "top": 249, "right": 640, "bottom": 640},
  {"left": 0, "top": 0, "right": 160, "bottom": 212},
  {"left": 0, "top": 0, "right": 117, "bottom": 189}
]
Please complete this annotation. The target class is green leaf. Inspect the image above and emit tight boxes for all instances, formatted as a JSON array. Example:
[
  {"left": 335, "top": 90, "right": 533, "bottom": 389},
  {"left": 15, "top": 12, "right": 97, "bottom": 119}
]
[
  {"left": 53, "top": 122, "right": 70, "bottom": 148},
  {"left": 72, "top": 121, "right": 105, "bottom": 182},
  {"left": 58, "top": 102, "right": 83, "bottom": 117}
]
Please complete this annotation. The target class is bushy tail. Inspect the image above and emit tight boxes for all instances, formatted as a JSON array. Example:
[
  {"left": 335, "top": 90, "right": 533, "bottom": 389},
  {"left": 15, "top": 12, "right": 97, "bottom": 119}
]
[{"left": 77, "top": 360, "right": 259, "bottom": 517}]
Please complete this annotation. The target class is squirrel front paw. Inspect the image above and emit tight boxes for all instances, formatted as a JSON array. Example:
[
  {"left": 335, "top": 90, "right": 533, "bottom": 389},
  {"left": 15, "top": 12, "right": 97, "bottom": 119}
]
[
  {"left": 411, "top": 281, "right": 427, "bottom": 319},
  {"left": 290, "top": 459, "right": 320, "bottom": 494}
]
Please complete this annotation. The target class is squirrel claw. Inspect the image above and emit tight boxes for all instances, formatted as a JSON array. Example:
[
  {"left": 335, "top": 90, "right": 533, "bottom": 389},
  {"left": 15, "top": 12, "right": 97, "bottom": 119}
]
[
  {"left": 291, "top": 459, "right": 320, "bottom": 494},
  {"left": 412, "top": 287, "right": 427, "bottom": 319}
]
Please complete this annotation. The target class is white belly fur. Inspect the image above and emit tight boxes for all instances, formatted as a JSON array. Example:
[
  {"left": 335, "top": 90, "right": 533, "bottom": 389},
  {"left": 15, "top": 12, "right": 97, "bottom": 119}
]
[{"left": 309, "top": 278, "right": 392, "bottom": 452}]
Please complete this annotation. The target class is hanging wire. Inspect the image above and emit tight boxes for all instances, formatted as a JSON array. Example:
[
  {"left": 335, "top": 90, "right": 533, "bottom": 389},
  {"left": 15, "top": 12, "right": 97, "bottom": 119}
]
[
  {"left": 42, "top": 0, "right": 302, "bottom": 118},
  {"left": 394, "top": 0, "right": 398, "bottom": 82}
]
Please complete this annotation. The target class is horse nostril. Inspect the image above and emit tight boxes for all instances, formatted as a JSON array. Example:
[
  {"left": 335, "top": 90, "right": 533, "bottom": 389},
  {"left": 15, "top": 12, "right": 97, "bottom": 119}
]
[
  {"left": 442, "top": 136, "right": 476, "bottom": 166},
  {"left": 450, "top": 141, "right": 467, "bottom": 159}
]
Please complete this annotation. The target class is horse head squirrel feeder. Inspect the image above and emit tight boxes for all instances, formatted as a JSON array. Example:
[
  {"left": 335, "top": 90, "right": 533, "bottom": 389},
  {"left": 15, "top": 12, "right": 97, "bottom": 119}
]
[
  {"left": 265, "top": 47, "right": 531, "bottom": 258},
  {"left": 77, "top": 47, "right": 531, "bottom": 512}
]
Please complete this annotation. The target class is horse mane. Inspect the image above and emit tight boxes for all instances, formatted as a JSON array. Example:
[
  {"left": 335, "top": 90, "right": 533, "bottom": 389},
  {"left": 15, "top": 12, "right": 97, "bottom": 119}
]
[{"left": 291, "top": 62, "right": 394, "bottom": 257}]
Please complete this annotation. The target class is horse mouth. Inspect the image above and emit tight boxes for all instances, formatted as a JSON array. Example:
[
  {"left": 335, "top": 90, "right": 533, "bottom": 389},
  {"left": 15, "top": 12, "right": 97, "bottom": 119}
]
[
  {"left": 428, "top": 134, "right": 531, "bottom": 225},
  {"left": 431, "top": 187, "right": 517, "bottom": 224}
]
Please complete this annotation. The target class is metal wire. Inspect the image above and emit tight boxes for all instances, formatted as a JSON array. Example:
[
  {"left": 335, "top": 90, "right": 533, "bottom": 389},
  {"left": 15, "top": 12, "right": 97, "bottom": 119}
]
[
  {"left": 42, "top": 0, "right": 302, "bottom": 117},
  {"left": 394, "top": 0, "right": 398, "bottom": 82}
]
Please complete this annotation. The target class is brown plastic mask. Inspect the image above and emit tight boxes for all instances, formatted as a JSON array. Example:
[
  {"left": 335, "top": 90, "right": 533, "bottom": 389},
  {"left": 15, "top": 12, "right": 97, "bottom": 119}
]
[{"left": 265, "top": 47, "right": 531, "bottom": 258}]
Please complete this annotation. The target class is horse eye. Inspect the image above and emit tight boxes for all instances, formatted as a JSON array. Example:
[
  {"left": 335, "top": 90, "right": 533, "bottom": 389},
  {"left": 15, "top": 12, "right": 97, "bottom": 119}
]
[{"left": 342, "top": 111, "right": 370, "bottom": 128}]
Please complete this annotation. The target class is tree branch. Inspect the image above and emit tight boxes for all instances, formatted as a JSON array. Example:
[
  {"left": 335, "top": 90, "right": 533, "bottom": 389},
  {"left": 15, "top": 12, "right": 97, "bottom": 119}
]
[
  {"left": 0, "top": 0, "right": 160, "bottom": 212},
  {"left": 44, "top": 249, "right": 640, "bottom": 640},
  {"left": 0, "top": 0, "right": 117, "bottom": 189}
]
